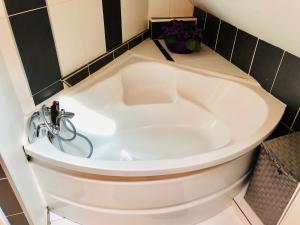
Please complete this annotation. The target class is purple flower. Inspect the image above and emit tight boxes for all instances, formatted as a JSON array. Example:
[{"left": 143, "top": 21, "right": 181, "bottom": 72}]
[{"left": 162, "top": 20, "right": 203, "bottom": 41}]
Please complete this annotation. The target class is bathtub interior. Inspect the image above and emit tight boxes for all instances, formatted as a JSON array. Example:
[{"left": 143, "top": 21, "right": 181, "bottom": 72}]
[{"left": 46, "top": 60, "right": 270, "bottom": 161}]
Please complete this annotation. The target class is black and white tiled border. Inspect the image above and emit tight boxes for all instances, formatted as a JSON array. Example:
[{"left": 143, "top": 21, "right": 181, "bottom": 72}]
[
  {"left": 2, "top": 0, "right": 149, "bottom": 106},
  {"left": 62, "top": 30, "right": 150, "bottom": 88},
  {"left": 194, "top": 7, "right": 300, "bottom": 135}
]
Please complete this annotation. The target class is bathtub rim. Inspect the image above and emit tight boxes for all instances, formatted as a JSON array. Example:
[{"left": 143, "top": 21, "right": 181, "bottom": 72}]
[{"left": 24, "top": 54, "right": 286, "bottom": 177}]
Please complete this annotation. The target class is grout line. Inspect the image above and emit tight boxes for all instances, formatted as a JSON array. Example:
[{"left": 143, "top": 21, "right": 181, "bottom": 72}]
[
  {"left": 233, "top": 199, "right": 253, "bottom": 225},
  {"left": 32, "top": 80, "right": 61, "bottom": 97},
  {"left": 270, "top": 51, "right": 285, "bottom": 93},
  {"left": 230, "top": 29, "right": 238, "bottom": 62},
  {"left": 6, "top": 212, "right": 24, "bottom": 218},
  {"left": 290, "top": 108, "right": 300, "bottom": 130},
  {"left": 8, "top": 6, "right": 47, "bottom": 17},
  {"left": 203, "top": 12, "right": 208, "bottom": 30},
  {"left": 248, "top": 38, "right": 259, "bottom": 74},
  {"left": 214, "top": 19, "right": 221, "bottom": 51}
]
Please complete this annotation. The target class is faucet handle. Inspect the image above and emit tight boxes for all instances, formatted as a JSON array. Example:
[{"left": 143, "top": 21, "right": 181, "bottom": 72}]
[{"left": 51, "top": 101, "right": 60, "bottom": 125}]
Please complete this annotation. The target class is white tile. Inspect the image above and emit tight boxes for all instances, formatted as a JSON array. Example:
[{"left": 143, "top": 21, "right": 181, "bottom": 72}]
[
  {"left": 47, "top": 0, "right": 106, "bottom": 77},
  {"left": 51, "top": 218, "right": 80, "bottom": 225},
  {"left": 148, "top": 0, "right": 170, "bottom": 18},
  {"left": 49, "top": 212, "right": 64, "bottom": 222},
  {"left": 121, "top": 0, "right": 148, "bottom": 42},
  {"left": 0, "top": 0, "right": 6, "bottom": 18},
  {"left": 170, "top": 0, "right": 194, "bottom": 17},
  {"left": 81, "top": 0, "right": 106, "bottom": 63},
  {"left": 197, "top": 207, "right": 246, "bottom": 225},
  {"left": 0, "top": 18, "right": 35, "bottom": 114}
]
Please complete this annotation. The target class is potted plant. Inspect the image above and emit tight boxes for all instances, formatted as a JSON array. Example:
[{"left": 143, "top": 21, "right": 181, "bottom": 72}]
[{"left": 161, "top": 20, "right": 203, "bottom": 54}]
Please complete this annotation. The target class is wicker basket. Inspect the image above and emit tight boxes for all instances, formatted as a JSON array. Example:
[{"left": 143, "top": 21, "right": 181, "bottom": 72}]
[{"left": 245, "top": 132, "right": 300, "bottom": 225}]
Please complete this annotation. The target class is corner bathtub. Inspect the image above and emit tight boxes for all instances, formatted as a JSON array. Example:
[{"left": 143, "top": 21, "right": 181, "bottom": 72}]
[{"left": 25, "top": 55, "right": 285, "bottom": 225}]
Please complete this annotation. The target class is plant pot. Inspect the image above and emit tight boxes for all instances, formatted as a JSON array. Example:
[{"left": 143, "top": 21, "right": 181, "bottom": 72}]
[{"left": 165, "top": 40, "right": 193, "bottom": 54}]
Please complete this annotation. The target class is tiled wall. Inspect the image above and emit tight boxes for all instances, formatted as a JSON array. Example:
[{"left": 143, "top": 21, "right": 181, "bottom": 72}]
[
  {"left": 148, "top": 0, "right": 194, "bottom": 18},
  {"left": 0, "top": 163, "right": 29, "bottom": 225},
  {"left": 2, "top": 0, "right": 149, "bottom": 105},
  {"left": 194, "top": 7, "right": 300, "bottom": 137}
]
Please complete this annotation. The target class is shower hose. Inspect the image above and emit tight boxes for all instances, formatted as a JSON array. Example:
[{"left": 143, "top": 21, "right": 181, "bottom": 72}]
[{"left": 40, "top": 105, "right": 93, "bottom": 158}]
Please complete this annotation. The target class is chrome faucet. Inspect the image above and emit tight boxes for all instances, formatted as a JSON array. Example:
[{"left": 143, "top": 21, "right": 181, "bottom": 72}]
[
  {"left": 27, "top": 101, "right": 75, "bottom": 142},
  {"left": 56, "top": 109, "right": 75, "bottom": 126}
]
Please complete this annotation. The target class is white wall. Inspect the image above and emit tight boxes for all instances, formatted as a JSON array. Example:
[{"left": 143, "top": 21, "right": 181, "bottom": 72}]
[
  {"left": 195, "top": 0, "right": 300, "bottom": 57},
  {"left": 0, "top": 1, "right": 35, "bottom": 115},
  {"left": 121, "top": 0, "right": 148, "bottom": 42},
  {"left": 148, "top": 0, "right": 194, "bottom": 18},
  {"left": 47, "top": 0, "right": 149, "bottom": 77},
  {"left": 0, "top": 52, "right": 47, "bottom": 224}
]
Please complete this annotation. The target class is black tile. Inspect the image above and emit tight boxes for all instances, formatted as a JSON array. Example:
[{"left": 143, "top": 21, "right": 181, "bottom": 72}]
[
  {"left": 203, "top": 13, "right": 220, "bottom": 49},
  {"left": 193, "top": 7, "right": 206, "bottom": 30},
  {"left": 143, "top": 30, "right": 150, "bottom": 40},
  {"left": 65, "top": 67, "right": 89, "bottom": 86},
  {"left": 292, "top": 111, "right": 300, "bottom": 132},
  {"left": 33, "top": 81, "right": 64, "bottom": 105},
  {"left": 250, "top": 40, "right": 284, "bottom": 91},
  {"left": 114, "top": 43, "right": 128, "bottom": 58},
  {"left": 0, "top": 179, "right": 23, "bottom": 216},
  {"left": 9, "top": 9, "right": 61, "bottom": 95},
  {"left": 0, "top": 164, "right": 6, "bottom": 178},
  {"left": 216, "top": 21, "right": 237, "bottom": 60},
  {"left": 4, "top": 0, "right": 46, "bottom": 15},
  {"left": 231, "top": 30, "right": 258, "bottom": 73},
  {"left": 8, "top": 213, "right": 30, "bottom": 225},
  {"left": 268, "top": 122, "right": 291, "bottom": 140},
  {"left": 271, "top": 52, "right": 300, "bottom": 126},
  {"left": 129, "top": 35, "right": 143, "bottom": 49},
  {"left": 153, "top": 40, "right": 174, "bottom": 62},
  {"left": 89, "top": 53, "right": 114, "bottom": 75},
  {"left": 102, "top": 0, "right": 122, "bottom": 51}
]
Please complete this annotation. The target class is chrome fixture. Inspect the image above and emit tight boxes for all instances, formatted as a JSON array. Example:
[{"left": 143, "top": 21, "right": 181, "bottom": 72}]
[{"left": 27, "top": 101, "right": 93, "bottom": 158}]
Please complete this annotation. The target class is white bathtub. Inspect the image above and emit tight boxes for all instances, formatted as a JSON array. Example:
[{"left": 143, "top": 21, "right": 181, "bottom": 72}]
[{"left": 25, "top": 55, "right": 285, "bottom": 225}]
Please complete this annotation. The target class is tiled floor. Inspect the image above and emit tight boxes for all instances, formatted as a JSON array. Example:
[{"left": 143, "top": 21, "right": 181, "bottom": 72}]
[{"left": 50, "top": 204, "right": 249, "bottom": 225}]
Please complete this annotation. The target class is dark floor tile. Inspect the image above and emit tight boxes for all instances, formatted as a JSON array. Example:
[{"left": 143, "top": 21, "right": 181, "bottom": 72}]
[
  {"left": 102, "top": 0, "right": 122, "bottom": 51},
  {"left": 193, "top": 7, "right": 206, "bottom": 29},
  {"left": 0, "top": 180, "right": 23, "bottom": 216},
  {"left": 65, "top": 67, "right": 89, "bottom": 86},
  {"left": 7, "top": 213, "right": 30, "bottom": 225},
  {"left": 203, "top": 13, "right": 220, "bottom": 49},
  {"left": 9, "top": 8, "right": 61, "bottom": 95},
  {"left": 89, "top": 53, "right": 114, "bottom": 75},
  {"left": 0, "top": 164, "right": 6, "bottom": 179},
  {"left": 280, "top": 108, "right": 299, "bottom": 129},
  {"left": 292, "top": 110, "right": 300, "bottom": 132},
  {"left": 129, "top": 35, "right": 143, "bottom": 49},
  {"left": 114, "top": 43, "right": 128, "bottom": 58},
  {"left": 33, "top": 81, "right": 64, "bottom": 105},
  {"left": 4, "top": 0, "right": 46, "bottom": 15},
  {"left": 250, "top": 40, "right": 284, "bottom": 91},
  {"left": 216, "top": 21, "right": 237, "bottom": 60},
  {"left": 271, "top": 52, "right": 300, "bottom": 126},
  {"left": 268, "top": 122, "right": 291, "bottom": 140},
  {"left": 231, "top": 30, "right": 258, "bottom": 73}
]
